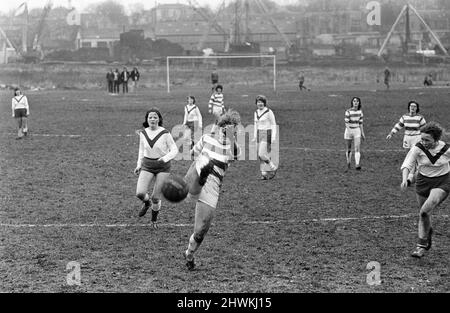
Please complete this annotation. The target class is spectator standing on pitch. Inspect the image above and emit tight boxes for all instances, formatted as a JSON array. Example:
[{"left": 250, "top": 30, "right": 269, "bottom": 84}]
[
  {"left": 252, "top": 95, "right": 278, "bottom": 180},
  {"left": 113, "top": 68, "right": 120, "bottom": 94},
  {"left": 134, "top": 108, "right": 179, "bottom": 228},
  {"left": 423, "top": 73, "right": 433, "bottom": 86},
  {"left": 183, "top": 95, "right": 203, "bottom": 152},
  {"left": 387, "top": 100, "right": 426, "bottom": 185},
  {"left": 384, "top": 67, "right": 391, "bottom": 90},
  {"left": 182, "top": 109, "right": 241, "bottom": 270},
  {"left": 298, "top": 72, "right": 310, "bottom": 91},
  {"left": 130, "top": 67, "right": 140, "bottom": 92},
  {"left": 120, "top": 67, "right": 130, "bottom": 94},
  {"left": 400, "top": 122, "right": 450, "bottom": 258},
  {"left": 344, "top": 97, "right": 365, "bottom": 170},
  {"left": 106, "top": 69, "right": 114, "bottom": 94},
  {"left": 11, "top": 87, "right": 30, "bottom": 140},
  {"left": 211, "top": 68, "right": 219, "bottom": 92}
]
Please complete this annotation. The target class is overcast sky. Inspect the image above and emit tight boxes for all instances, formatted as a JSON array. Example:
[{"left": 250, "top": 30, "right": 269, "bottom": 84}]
[{"left": 2, "top": 0, "right": 300, "bottom": 14}]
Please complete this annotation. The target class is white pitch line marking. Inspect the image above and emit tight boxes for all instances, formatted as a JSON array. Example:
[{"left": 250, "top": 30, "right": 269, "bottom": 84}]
[
  {"left": 2, "top": 133, "right": 135, "bottom": 137},
  {"left": 279, "top": 147, "right": 404, "bottom": 153},
  {"left": 1, "top": 214, "right": 448, "bottom": 228},
  {"left": 1, "top": 133, "right": 405, "bottom": 153}
]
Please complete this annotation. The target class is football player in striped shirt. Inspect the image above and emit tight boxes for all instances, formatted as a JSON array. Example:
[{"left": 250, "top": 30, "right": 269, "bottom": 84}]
[
  {"left": 208, "top": 85, "right": 225, "bottom": 133},
  {"left": 134, "top": 108, "right": 179, "bottom": 228},
  {"left": 11, "top": 87, "right": 30, "bottom": 140},
  {"left": 182, "top": 109, "right": 241, "bottom": 270},
  {"left": 252, "top": 95, "right": 277, "bottom": 179},
  {"left": 387, "top": 101, "right": 426, "bottom": 184},
  {"left": 400, "top": 122, "right": 450, "bottom": 258},
  {"left": 344, "top": 97, "right": 365, "bottom": 170},
  {"left": 182, "top": 95, "right": 202, "bottom": 151}
]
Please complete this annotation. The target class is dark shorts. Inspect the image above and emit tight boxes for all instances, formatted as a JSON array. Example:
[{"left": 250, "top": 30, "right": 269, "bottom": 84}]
[
  {"left": 185, "top": 121, "right": 195, "bottom": 133},
  {"left": 141, "top": 157, "right": 171, "bottom": 174},
  {"left": 14, "top": 108, "right": 27, "bottom": 118},
  {"left": 416, "top": 172, "right": 450, "bottom": 198}
]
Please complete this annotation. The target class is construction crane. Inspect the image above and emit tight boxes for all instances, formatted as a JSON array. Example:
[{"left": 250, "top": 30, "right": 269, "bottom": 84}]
[
  {"left": 253, "top": 0, "right": 302, "bottom": 63},
  {"left": 0, "top": 26, "right": 20, "bottom": 62},
  {"left": 253, "top": 0, "right": 292, "bottom": 47},
  {"left": 188, "top": 0, "right": 230, "bottom": 52},
  {"left": 195, "top": 0, "right": 228, "bottom": 52},
  {"left": 377, "top": 3, "right": 448, "bottom": 58},
  {"left": 18, "top": 0, "right": 53, "bottom": 62},
  {"left": 0, "top": 26, "right": 19, "bottom": 53},
  {"left": 227, "top": 0, "right": 260, "bottom": 55},
  {"left": 32, "top": 0, "right": 53, "bottom": 52}
]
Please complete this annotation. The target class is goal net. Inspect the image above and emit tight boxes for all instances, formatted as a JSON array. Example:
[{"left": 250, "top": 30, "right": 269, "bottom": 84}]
[{"left": 166, "top": 55, "right": 276, "bottom": 93}]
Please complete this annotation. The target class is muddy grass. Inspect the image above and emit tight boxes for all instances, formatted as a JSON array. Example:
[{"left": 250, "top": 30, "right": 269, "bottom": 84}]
[{"left": 0, "top": 83, "right": 449, "bottom": 293}]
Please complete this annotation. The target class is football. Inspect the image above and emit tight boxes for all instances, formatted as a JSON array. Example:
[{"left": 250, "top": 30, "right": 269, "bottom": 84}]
[{"left": 161, "top": 174, "right": 189, "bottom": 203}]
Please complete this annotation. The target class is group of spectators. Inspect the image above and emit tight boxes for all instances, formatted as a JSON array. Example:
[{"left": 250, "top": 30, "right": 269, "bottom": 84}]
[{"left": 106, "top": 67, "right": 140, "bottom": 94}]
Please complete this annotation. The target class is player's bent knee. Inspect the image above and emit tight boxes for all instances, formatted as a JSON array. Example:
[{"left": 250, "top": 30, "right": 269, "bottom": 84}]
[
  {"left": 151, "top": 196, "right": 160, "bottom": 204},
  {"left": 136, "top": 192, "right": 146, "bottom": 201},
  {"left": 193, "top": 232, "right": 205, "bottom": 244}
]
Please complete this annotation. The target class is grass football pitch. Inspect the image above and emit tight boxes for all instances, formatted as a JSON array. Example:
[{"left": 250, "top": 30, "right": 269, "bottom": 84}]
[{"left": 1, "top": 84, "right": 449, "bottom": 292}]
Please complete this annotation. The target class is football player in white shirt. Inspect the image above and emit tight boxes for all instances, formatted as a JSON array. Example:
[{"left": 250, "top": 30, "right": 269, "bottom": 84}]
[
  {"left": 400, "top": 122, "right": 450, "bottom": 258},
  {"left": 183, "top": 95, "right": 203, "bottom": 152},
  {"left": 11, "top": 87, "right": 30, "bottom": 139},
  {"left": 134, "top": 108, "right": 179, "bottom": 228},
  {"left": 252, "top": 95, "right": 277, "bottom": 179}
]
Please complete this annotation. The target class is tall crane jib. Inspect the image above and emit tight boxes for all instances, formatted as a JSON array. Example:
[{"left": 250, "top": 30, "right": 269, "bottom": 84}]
[
  {"left": 18, "top": 0, "right": 53, "bottom": 63},
  {"left": 188, "top": 0, "right": 229, "bottom": 52},
  {"left": 253, "top": 0, "right": 301, "bottom": 63}
]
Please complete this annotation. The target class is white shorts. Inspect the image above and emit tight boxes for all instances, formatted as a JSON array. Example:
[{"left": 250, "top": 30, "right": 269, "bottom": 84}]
[
  {"left": 211, "top": 106, "right": 224, "bottom": 118},
  {"left": 189, "top": 174, "right": 221, "bottom": 209},
  {"left": 198, "top": 175, "right": 221, "bottom": 208},
  {"left": 188, "top": 154, "right": 222, "bottom": 209},
  {"left": 403, "top": 135, "right": 421, "bottom": 149},
  {"left": 344, "top": 127, "right": 361, "bottom": 140}
]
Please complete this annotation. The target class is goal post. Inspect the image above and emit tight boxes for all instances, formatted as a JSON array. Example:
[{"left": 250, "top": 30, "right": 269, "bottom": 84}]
[{"left": 166, "top": 54, "right": 276, "bottom": 93}]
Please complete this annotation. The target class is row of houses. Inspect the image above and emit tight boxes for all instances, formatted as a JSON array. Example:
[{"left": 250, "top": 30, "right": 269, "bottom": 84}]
[{"left": 1, "top": 3, "right": 450, "bottom": 63}]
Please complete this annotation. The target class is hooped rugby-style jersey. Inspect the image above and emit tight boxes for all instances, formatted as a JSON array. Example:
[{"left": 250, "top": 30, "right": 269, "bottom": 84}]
[
  {"left": 345, "top": 108, "right": 363, "bottom": 129},
  {"left": 208, "top": 92, "right": 224, "bottom": 112},
  {"left": 193, "top": 132, "right": 240, "bottom": 181},
  {"left": 390, "top": 114, "right": 426, "bottom": 137}
]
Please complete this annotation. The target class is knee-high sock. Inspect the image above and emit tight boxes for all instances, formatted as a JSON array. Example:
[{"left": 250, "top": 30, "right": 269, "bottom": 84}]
[
  {"left": 152, "top": 199, "right": 161, "bottom": 212},
  {"left": 354, "top": 152, "right": 361, "bottom": 165},
  {"left": 346, "top": 151, "right": 352, "bottom": 164},
  {"left": 418, "top": 213, "right": 431, "bottom": 241},
  {"left": 186, "top": 233, "right": 200, "bottom": 259},
  {"left": 141, "top": 193, "right": 150, "bottom": 203}
]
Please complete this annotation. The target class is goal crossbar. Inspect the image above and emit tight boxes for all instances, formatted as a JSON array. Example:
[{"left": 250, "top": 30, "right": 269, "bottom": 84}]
[{"left": 166, "top": 55, "right": 276, "bottom": 93}]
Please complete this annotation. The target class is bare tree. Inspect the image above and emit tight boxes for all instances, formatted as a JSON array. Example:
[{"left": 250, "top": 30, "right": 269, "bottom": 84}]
[{"left": 87, "top": 0, "right": 128, "bottom": 27}]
